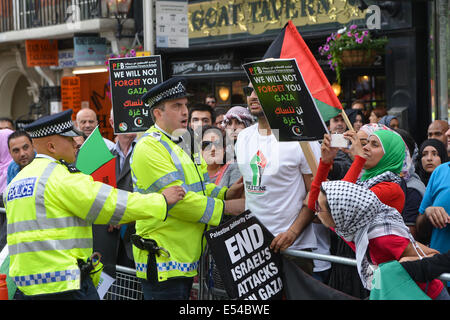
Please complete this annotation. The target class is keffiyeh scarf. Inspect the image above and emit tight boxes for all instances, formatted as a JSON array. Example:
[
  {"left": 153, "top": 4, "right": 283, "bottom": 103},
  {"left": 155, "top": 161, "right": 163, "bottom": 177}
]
[
  {"left": 222, "top": 106, "right": 254, "bottom": 128},
  {"left": 321, "top": 180, "right": 414, "bottom": 290},
  {"left": 356, "top": 170, "right": 401, "bottom": 189}
]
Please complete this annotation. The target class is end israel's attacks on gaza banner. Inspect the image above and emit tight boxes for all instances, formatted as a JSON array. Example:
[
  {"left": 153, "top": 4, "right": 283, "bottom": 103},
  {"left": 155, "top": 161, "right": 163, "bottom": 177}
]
[
  {"left": 243, "top": 58, "right": 329, "bottom": 142},
  {"left": 205, "top": 211, "right": 283, "bottom": 300}
]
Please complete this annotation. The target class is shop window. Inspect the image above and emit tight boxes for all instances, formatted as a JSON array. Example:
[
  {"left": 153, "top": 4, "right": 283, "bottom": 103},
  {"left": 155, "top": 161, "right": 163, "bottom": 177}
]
[
  {"left": 338, "top": 69, "right": 386, "bottom": 113},
  {"left": 186, "top": 78, "right": 247, "bottom": 108},
  {"left": 216, "top": 82, "right": 230, "bottom": 105}
]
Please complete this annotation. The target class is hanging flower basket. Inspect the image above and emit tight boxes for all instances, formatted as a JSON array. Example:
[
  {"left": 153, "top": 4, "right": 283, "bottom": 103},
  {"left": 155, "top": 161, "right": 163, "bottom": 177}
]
[
  {"left": 340, "top": 49, "right": 377, "bottom": 68},
  {"left": 319, "top": 24, "right": 388, "bottom": 84}
]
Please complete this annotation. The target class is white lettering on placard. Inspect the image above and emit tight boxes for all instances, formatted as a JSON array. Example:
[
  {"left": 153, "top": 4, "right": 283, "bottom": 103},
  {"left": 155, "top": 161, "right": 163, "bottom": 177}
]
[{"left": 225, "top": 224, "right": 264, "bottom": 264}]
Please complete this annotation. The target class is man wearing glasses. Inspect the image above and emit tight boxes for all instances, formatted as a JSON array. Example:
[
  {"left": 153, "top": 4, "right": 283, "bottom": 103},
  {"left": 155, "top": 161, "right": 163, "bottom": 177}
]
[{"left": 235, "top": 83, "right": 321, "bottom": 275}]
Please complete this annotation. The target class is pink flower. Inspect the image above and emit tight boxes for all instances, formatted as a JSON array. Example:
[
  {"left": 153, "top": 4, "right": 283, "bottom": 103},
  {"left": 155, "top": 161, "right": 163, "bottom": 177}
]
[
  {"left": 347, "top": 31, "right": 353, "bottom": 37},
  {"left": 323, "top": 45, "right": 329, "bottom": 52},
  {"left": 356, "top": 37, "right": 363, "bottom": 44},
  {"left": 350, "top": 24, "right": 357, "bottom": 30}
]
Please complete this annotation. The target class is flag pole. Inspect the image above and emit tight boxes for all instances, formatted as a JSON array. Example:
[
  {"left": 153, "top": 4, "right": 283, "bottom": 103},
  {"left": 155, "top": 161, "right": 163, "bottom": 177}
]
[
  {"left": 299, "top": 141, "right": 318, "bottom": 176},
  {"left": 340, "top": 110, "right": 355, "bottom": 132}
]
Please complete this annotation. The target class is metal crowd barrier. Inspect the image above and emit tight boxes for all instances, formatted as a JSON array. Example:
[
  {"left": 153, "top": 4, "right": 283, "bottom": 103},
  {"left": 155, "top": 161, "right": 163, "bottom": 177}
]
[
  {"left": 282, "top": 249, "right": 450, "bottom": 282},
  {"left": 103, "top": 249, "right": 450, "bottom": 300},
  {"left": 2, "top": 205, "right": 449, "bottom": 298},
  {"left": 104, "top": 265, "right": 143, "bottom": 300}
]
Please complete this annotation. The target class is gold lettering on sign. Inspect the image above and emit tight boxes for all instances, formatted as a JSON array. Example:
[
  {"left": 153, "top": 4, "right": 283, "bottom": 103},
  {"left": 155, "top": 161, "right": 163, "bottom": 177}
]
[{"left": 189, "top": 0, "right": 366, "bottom": 38}]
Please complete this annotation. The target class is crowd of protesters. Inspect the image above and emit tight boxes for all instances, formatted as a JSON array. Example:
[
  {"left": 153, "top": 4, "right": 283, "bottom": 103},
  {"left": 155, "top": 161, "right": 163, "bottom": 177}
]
[{"left": 0, "top": 82, "right": 449, "bottom": 300}]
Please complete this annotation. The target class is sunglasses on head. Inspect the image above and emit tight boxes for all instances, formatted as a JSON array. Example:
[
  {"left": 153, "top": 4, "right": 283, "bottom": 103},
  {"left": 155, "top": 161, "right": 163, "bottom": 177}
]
[
  {"left": 202, "top": 140, "right": 223, "bottom": 150},
  {"left": 243, "top": 86, "right": 254, "bottom": 97}
]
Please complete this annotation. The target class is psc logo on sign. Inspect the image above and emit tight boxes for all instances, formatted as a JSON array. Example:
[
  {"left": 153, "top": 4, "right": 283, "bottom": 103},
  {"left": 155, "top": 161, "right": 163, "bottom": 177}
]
[{"left": 118, "top": 122, "right": 128, "bottom": 132}]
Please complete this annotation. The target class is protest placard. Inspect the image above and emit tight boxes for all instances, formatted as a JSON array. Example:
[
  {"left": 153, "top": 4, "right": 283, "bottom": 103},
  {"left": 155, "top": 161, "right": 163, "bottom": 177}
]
[
  {"left": 205, "top": 211, "right": 283, "bottom": 300},
  {"left": 109, "top": 56, "right": 163, "bottom": 134},
  {"left": 243, "top": 58, "right": 328, "bottom": 142},
  {"left": 61, "top": 76, "right": 81, "bottom": 117}
]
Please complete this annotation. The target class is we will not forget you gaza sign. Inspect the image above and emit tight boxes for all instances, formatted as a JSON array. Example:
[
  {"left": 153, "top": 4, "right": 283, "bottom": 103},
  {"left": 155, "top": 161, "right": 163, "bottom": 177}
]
[
  {"left": 243, "top": 58, "right": 328, "bottom": 142},
  {"left": 205, "top": 211, "right": 283, "bottom": 300}
]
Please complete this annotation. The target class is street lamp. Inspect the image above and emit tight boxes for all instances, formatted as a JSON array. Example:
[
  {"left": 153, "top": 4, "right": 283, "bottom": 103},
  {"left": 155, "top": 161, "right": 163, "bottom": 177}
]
[
  {"left": 107, "top": 0, "right": 133, "bottom": 38},
  {"left": 107, "top": 0, "right": 133, "bottom": 18}
]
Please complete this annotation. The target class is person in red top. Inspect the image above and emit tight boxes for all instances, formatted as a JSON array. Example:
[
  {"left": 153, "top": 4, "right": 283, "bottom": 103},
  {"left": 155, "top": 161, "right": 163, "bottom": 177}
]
[
  {"left": 309, "top": 130, "right": 405, "bottom": 213},
  {"left": 308, "top": 130, "right": 445, "bottom": 299},
  {"left": 316, "top": 180, "right": 446, "bottom": 299}
]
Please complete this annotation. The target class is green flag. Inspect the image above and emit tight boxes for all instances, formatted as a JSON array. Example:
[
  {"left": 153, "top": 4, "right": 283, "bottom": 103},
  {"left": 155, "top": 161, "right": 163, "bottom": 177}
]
[
  {"left": 76, "top": 126, "right": 114, "bottom": 175},
  {"left": 370, "top": 260, "right": 431, "bottom": 300}
]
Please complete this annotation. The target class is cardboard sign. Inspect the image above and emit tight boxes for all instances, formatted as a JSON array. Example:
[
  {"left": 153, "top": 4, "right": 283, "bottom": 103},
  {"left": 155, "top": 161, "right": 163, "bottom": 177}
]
[
  {"left": 205, "top": 211, "right": 283, "bottom": 300},
  {"left": 61, "top": 76, "right": 81, "bottom": 118},
  {"left": 108, "top": 56, "right": 163, "bottom": 134},
  {"left": 25, "top": 40, "right": 59, "bottom": 67},
  {"left": 243, "top": 58, "right": 328, "bottom": 141}
]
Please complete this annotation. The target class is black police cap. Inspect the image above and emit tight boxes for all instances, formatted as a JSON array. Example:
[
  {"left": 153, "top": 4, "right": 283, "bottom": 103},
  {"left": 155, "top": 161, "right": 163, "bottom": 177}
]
[
  {"left": 141, "top": 77, "right": 191, "bottom": 109},
  {"left": 24, "top": 109, "right": 83, "bottom": 138}
]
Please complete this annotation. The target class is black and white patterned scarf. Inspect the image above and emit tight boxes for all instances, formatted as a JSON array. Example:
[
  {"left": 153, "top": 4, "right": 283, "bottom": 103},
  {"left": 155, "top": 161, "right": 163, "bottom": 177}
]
[
  {"left": 321, "top": 180, "right": 414, "bottom": 290},
  {"left": 356, "top": 170, "right": 402, "bottom": 189}
]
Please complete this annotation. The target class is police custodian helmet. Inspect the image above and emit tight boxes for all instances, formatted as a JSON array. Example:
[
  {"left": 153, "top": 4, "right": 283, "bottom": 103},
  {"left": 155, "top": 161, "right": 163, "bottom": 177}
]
[
  {"left": 24, "top": 109, "right": 83, "bottom": 138},
  {"left": 141, "top": 76, "right": 191, "bottom": 109}
]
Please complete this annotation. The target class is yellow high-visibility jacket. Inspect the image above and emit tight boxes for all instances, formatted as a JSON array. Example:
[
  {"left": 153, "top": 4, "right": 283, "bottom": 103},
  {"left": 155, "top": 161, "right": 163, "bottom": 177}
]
[
  {"left": 4, "top": 156, "right": 167, "bottom": 296},
  {"left": 130, "top": 126, "right": 227, "bottom": 282}
]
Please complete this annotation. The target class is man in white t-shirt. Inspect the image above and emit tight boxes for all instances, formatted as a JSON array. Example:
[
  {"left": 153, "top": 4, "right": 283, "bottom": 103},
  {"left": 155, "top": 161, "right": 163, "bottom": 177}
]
[{"left": 235, "top": 82, "right": 321, "bottom": 274}]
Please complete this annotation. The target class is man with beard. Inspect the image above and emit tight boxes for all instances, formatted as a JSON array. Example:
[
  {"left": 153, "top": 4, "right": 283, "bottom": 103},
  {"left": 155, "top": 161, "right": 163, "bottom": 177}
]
[
  {"left": 234, "top": 82, "right": 321, "bottom": 275},
  {"left": 7, "top": 130, "right": 35, "bottom": 184}
]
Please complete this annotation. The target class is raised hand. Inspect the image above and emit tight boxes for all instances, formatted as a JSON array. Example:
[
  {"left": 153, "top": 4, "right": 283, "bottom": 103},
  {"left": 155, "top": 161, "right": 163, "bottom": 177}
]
[{"left": 321, "top": 134, "right": 339, "bottom": 164}]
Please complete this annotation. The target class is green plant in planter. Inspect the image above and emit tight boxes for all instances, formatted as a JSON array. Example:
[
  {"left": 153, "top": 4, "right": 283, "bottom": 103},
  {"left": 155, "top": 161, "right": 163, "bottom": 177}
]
[{"left": 319, "top": 24, "right": 388, "bottom": 84}]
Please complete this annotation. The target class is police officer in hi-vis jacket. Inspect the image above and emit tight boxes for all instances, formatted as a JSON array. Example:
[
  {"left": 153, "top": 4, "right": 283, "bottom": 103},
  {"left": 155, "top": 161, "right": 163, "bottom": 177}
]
[
  {"left": 131, "top": 77, "right": 245, "bottom": 300},
  {"left": 4, "top": 109, "right": 185, "bottom": 300}
]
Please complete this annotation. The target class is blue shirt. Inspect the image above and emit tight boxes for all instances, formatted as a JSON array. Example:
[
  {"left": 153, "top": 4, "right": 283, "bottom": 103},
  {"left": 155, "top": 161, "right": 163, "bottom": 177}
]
[
  {"left": 6, "top": 152, "right": 37, "bottom": 184},
  {"left": 419, "top": 162, "right": 450, "bottom": 254},
  {"left": 7, "top": 161, "right": 20, "bottom": 184}
]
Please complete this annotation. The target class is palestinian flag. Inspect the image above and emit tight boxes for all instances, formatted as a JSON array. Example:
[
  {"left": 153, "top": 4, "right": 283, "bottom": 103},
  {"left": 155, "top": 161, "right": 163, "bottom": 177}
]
[
  {"left": 263, "top": 20, "right": 343, "bottom": 122},
  {"left": 76, "top": 127, "right": 117, "bottom": 188}
]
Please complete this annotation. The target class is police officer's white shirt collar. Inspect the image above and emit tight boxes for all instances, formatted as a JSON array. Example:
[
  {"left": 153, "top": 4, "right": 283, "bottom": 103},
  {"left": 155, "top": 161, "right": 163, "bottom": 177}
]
[
  {"left": 155, "top": 124, "right": 183, "bottom": 143},
  {"left": 36, "top": 153, "right": 58, "bottom": 162}
]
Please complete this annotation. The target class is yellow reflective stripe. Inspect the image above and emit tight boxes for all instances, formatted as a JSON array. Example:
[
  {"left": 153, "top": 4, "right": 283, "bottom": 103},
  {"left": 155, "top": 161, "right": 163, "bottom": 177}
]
[
  {"left": 8, "top": 238, "right": 92, "bottom": 255},
  {"left": 84, "top": 183, "right": 113, "bottom": 224},
  {"left": 198, "top": 197, "right": 215, "bottom": 224},
  {"left": 108, "top": 189, "right": 128, "bottom": 225}
]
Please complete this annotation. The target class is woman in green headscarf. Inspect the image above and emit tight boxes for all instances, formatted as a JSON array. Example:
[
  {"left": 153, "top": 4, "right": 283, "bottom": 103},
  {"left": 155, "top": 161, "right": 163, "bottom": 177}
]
[
  {"left": 360, "top": 129, "right": 405, "bottom": 181},
  {"left": 341, "top": 129, "right": 406, "bottom": 214},
  {"left": 309, "top": 129, "right": 407, "bottom": 214},
  {"left": 307, "top": 129, "right": 408, "bottom": 299}
]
